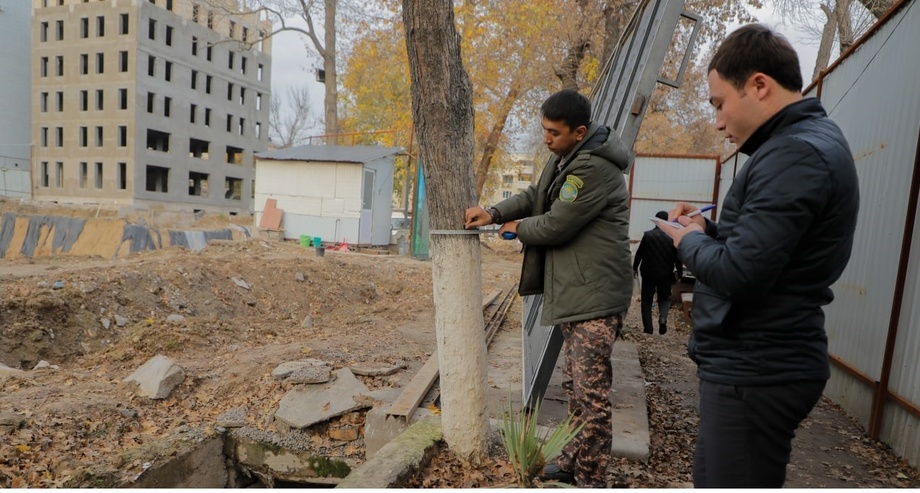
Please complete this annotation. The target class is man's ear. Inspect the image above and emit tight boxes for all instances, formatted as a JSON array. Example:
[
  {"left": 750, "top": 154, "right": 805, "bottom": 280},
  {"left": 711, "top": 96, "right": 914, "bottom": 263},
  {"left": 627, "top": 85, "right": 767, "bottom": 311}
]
[
  {"left": 750, "top": 72, "right": 771, "bottom": 100},
  {"left": 574, "top": 125, "right": 588, "bottom": 141}
]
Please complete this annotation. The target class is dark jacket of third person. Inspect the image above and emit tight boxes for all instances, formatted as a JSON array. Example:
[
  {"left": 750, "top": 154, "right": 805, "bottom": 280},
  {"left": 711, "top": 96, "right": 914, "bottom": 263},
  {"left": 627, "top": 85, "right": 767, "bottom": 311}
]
[{"left": 634, "top": 227, "right": 682, "bottom": 280}]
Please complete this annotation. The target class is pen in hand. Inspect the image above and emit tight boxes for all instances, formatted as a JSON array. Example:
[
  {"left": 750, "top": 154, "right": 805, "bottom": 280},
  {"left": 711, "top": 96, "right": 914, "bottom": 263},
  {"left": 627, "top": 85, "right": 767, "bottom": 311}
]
[{"left": 686, "top": 204, "right": 716, "bottom": 218}]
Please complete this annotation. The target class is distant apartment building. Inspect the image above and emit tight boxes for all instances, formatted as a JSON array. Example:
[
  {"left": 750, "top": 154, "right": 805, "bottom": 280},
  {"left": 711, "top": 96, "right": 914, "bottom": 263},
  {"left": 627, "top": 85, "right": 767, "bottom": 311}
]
[
  {"left": 485, "top": 153, "right": 535, "bottom": 205},
  {"left": 31, "top": 0, "right": 272, "bottom": 214},
  {"left": 0, "top": 1, "right": 33, "bottom": 198}
]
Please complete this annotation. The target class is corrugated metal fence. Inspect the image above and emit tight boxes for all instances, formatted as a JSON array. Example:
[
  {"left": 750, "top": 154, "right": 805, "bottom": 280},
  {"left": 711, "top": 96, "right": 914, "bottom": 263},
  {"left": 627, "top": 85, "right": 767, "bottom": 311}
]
[{"left": 718, "top": 0, "right": 920, "bottom": 468}]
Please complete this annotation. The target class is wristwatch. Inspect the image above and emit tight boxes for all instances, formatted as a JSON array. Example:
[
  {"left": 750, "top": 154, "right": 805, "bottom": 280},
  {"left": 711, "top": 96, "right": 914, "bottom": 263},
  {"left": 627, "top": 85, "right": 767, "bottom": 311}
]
[{"left": 486, "top": 206, "right": 502, "bottom": 224}]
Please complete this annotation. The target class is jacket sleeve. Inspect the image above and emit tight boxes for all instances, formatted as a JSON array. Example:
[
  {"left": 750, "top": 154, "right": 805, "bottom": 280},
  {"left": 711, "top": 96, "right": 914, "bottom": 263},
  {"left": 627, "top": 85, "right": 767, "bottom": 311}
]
[
  {"left": 515, "top": 160, "right": 616, "bottom": 246},
  {"left": 634, "top": 236, "right": 646, "bottom": 271},
  {"left": 678, "top": 140, "right": 831, "bottom": 300}
]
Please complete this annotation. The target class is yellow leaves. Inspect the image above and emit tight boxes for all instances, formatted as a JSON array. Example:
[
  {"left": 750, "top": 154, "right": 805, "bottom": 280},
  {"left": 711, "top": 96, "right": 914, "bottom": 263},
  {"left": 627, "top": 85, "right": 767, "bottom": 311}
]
[
  {"left": 301, "top": 346, "right": 312, "bottom": 354},
  {"left": 425, "top": 403, "right": 442, "bottom": 415},
  {"left": 15, "top": 444, "right": 31, "bottom": 452}
]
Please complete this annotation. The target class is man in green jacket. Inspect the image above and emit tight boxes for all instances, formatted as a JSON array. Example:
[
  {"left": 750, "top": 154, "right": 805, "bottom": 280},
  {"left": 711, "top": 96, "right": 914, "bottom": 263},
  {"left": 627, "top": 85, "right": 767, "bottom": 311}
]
[{"left": 465, "top": 89, "right": 633, "bottom": 488}]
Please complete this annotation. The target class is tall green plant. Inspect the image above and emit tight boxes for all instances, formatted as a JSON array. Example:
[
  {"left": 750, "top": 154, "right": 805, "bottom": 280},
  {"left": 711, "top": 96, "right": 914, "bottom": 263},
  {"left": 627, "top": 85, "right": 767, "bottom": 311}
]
[{"left": 499, "top": 399, "right": 583, "bottom": 488}]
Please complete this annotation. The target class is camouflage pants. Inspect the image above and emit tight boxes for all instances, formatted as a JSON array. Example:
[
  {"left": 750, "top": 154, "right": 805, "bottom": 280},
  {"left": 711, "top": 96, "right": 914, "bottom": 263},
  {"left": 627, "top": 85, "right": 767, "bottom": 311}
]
[{"left": 557, "top": 313, "right": 623, "bottom": 488}]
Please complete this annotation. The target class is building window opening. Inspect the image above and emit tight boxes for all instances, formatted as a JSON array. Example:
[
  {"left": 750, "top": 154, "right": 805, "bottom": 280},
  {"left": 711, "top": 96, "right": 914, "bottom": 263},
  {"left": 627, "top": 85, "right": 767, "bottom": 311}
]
[
  {"left": 79, "top": 162, "right": 88, "bottom": 188},
  {"left": 226, "top": 146, "right": 243, "bottom": 165},
  {"left": 95, "top": 162, "right": 104, "bottom": 189},
  {"left": 189, "top": 138, "right": 210, "bottom": 159},
  {"left": 225, "top": 177, "right": 242, "bottom": 200},
  {"left": 146, "top": 129, "right": 170, "bottom": 152},
  {"left": 117, "top": 162, "right": 127, "bottom": 190},
  {"left": 189, "top": 172, "right": 209, "bottom": 196},
  {"left": 145, "top": 165, "right": 169, "bottom": 193}
]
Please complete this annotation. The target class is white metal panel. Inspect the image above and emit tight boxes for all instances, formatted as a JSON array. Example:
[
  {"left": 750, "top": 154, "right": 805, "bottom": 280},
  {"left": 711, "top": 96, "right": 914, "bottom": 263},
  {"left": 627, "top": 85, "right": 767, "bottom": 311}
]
[
  {"left": 817, "top": 0, "right": 920, "bottom": 387},
  {"left": 631, "top": 155, "right": 716, "bottom": 202},
  {"left": 628, "top": 155, "right": 718, "bottom": 253},
  {"left": 281, "top": 212, "right": 359, "bottom": 243},
  {"left": 804, "top": 0, "right": 920, "bottom": 468},
  {"left": 334, "top": 163, "right": 362, "bottom": 200}
]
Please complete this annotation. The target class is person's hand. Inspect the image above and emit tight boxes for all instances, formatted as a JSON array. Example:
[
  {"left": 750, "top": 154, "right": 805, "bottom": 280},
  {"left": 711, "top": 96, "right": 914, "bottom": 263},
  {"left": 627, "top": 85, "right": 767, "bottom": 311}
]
[
  {"left": 668, "top": 201, "right": 706, "bottom": 229},
  {"left": 656, "top": 215, "right": 704, "bottom": 248},
  {"left": 465, "top": 206, "right": 493, "bottom": 229},
  {"left": 498, "top": 220, "right": 519, "bottom": 238}
]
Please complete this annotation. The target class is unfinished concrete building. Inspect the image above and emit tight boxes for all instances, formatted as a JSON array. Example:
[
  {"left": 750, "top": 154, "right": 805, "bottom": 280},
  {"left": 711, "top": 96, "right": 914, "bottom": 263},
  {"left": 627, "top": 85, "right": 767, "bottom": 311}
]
[
  {"left": 31, "top": 0, "right": 272, "bottom": 215},
  {"left": 0, "top": 0, "right": 33, "bottom": 198}
]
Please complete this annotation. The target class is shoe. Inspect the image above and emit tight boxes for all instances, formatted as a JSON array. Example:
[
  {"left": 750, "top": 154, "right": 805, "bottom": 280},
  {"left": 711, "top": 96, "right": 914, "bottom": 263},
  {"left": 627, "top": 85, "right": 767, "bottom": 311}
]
[
  {"left": 643, "top": 329, "right": 653, "bottom": 334},
  {"left": 659, "top": 323, "right": 668, "bottom": 335},
  {"left": 540, "top": 464, "right": 575, "bottom": 484}
]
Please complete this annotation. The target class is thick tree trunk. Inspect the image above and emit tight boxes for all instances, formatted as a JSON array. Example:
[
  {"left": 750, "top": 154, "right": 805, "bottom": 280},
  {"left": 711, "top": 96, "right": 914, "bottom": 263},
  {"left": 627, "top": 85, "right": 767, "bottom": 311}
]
[
  {"left": 474, "top": 83, "right": 521, "bottom": 200},
  {"left": 403, "top": 0, "right": 489, "bottom": 463},
  {"left": 324, "top": 0, "right": 338, "bottom": 144},
  {"left": 835, "top": 0, "right": 855, "bottom": 53}
]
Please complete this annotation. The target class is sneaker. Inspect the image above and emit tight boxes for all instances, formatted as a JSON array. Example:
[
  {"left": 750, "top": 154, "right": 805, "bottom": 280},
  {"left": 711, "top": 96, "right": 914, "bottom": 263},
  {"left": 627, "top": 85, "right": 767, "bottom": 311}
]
[
  {"left": 659, "top": 323, "right": 668, "bottom": 335},
  {"left": 540, "top": 464, "right": 575, "bottom": 484}
]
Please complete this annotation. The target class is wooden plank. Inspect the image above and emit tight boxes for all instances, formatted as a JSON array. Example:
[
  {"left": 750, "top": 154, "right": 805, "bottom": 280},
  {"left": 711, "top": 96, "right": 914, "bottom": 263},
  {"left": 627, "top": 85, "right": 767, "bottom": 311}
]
[
  {"left": 385, "top": 349, "right": 441, "bottom": 418},
  {"left": 386, "top": 288, "right": 505, "bottom": 419}
]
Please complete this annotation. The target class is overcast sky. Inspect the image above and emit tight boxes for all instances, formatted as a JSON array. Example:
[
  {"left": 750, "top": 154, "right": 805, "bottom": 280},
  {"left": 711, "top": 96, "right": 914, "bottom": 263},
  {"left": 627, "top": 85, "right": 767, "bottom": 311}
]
[{"left": 267, "top": 3, "right": 821, "bottom": 139}]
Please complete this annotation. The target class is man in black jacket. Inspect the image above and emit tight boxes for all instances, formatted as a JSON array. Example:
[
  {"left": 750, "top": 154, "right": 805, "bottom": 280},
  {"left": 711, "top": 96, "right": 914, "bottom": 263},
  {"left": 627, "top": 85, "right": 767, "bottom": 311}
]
[
  {"left": 633, "top": 211, "right": 682, "bottom": 334},
  {"left": 658, "top": 24, "right": 859, "bottom": 487}
]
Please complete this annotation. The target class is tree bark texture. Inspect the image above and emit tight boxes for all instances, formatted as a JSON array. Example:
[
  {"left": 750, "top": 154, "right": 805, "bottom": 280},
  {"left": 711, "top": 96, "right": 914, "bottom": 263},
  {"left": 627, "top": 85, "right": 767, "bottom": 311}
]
[
  {"left": 324, "top": 0, "right": 339, "bottom": 144},
  {"left": 403, "top": 0, "right": 489, "bottom": 462}
]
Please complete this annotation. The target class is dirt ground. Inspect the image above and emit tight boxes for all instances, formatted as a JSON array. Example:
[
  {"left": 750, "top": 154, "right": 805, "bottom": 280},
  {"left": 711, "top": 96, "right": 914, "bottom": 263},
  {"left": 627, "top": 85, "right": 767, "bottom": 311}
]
[{"left": 1, "top": 233, "right": 919, "bottom": 488}]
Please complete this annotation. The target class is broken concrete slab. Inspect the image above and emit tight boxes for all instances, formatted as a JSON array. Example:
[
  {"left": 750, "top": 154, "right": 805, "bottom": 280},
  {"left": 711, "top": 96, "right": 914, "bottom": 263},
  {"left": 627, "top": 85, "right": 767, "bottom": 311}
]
[
  {"left": 124, "top": 355, "right": 186, "bottom": 399},
  {"left": 350, "top": 361, "right": 406, "bottom": 377},
  {"left": 231, "top": 277, "right": 251, "bottom": 290},
  {"left": 166, "top": 314, "right": 185, "bottom": 324},
  {"left": 364, "top": 406, "right": 434, "bottom": 460},
  {"left": 336, "top": 416, "right": 442, "bottom": 489},
  {"left": 228, "top": 432, "right": 350, "bottom": 484},
  {"left": 287, "top": 366, "right": 331, "bottom": 384},
  {"left": 273, "top": 368, "right": 370, "bottom": 431},
  {"left": 271, "top": 359, "right": 329, "bottom": 380},
  {"left": 115, "top": 315, "right": 129, "bottom": 327}
]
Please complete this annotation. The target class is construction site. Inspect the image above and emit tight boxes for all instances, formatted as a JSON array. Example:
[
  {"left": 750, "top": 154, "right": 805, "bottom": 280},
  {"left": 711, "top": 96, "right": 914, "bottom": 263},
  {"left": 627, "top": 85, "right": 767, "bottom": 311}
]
[
  {"left": 3, "top": 0, "right": 920, "bottom": 488},
  {"left": 0, "top": 196, "right": 918, "bottom": 488}
]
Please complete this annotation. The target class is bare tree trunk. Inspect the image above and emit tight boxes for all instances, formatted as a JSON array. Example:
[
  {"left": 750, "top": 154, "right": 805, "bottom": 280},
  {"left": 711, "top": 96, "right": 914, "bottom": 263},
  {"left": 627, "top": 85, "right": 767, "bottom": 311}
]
[
  {"left": 813, "top": 3, "right": 839, "bottom": 79},
  {"left": 403, "top": 0, "right": 489, "bottom": 463},
  {"left": 474, "top": 83, "right": 521, "bottom": 200},
  {"left": 324, "top": 0, "right": 338, "bottom": 144},
  {"left": 835, "top": 0, "right": 855, "bottom": 53}
]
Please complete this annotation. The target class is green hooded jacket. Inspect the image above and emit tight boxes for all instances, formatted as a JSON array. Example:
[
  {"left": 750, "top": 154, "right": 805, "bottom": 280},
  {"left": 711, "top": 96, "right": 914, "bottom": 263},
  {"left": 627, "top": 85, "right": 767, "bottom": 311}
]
[{"left": 493, "top": 123, "right": 633, "bottom": 325}]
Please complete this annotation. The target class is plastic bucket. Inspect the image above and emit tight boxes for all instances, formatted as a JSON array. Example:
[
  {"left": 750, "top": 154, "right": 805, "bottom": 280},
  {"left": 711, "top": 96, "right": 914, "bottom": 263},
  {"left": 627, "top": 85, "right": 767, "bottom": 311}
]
[
  {"left": 299, "top": 235, "right": 310, "bottom": 247},
  {"left": 313, "top": 236, "right": 322, "bottom": 247}
]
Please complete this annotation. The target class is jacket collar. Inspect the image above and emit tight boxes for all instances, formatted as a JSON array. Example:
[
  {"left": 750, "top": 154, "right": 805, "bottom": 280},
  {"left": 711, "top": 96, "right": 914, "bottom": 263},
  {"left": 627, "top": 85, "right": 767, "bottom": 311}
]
[{"left": 740, "top": 97, "right": 828, "bottom": 156}]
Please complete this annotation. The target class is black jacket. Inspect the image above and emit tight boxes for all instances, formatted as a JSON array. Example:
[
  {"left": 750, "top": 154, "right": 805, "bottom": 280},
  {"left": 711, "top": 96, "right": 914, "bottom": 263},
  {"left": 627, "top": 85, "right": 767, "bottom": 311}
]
[
  {"left": 633, "top": 227, "right": 682, "bottom": 279},
  {"left": 679, "top": 98, "right": 859, "bottom": 385}
]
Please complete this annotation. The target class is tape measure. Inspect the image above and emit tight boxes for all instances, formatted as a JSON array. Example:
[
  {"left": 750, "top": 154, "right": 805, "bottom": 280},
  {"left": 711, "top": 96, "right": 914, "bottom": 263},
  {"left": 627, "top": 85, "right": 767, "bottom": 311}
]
[{"left": 429, "top": 229, "right": 517, "bottom": 240}]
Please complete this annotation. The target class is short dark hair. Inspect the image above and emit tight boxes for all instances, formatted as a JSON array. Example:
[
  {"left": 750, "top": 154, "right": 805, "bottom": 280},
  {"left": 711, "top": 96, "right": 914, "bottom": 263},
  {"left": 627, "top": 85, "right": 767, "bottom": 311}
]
[
  {"left": 708, "top": 24, "right": 803, "bottom": 93},
  {"left": 655, "top": 210, "right": 668, "bottom": 220},
  {"left": 541, "top": 89, "right": 591, "bottom": 130}
]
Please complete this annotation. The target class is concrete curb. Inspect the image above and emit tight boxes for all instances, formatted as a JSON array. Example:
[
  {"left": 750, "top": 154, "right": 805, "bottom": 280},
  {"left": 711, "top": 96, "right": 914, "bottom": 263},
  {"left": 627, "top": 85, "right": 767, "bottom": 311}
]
[{"left": 336, "top": 416, "right": 442, "bottom": 488}]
